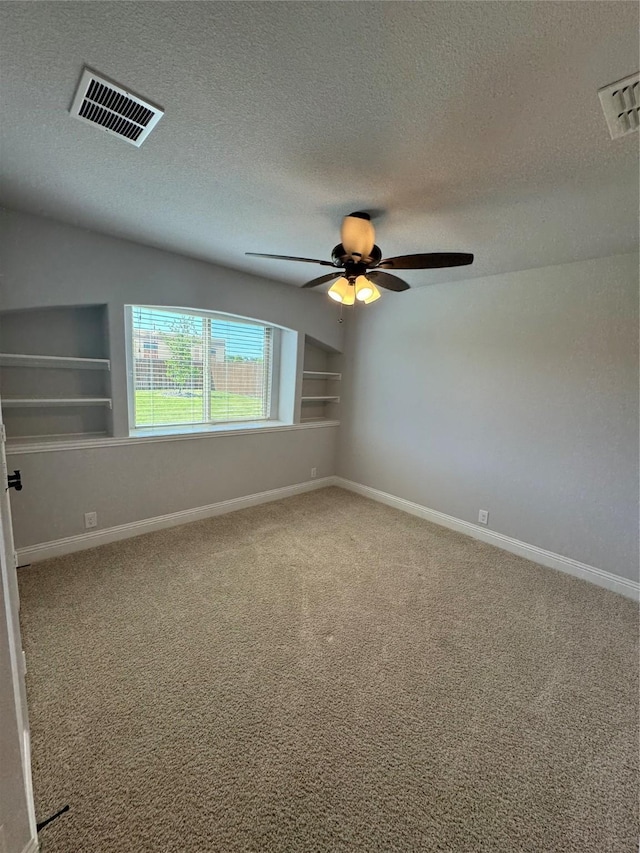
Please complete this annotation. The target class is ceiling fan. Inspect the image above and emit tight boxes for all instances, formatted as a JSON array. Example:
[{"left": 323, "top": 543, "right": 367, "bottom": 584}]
[{"left": 246, "top": 212, "right": 474, "bottom": 305}]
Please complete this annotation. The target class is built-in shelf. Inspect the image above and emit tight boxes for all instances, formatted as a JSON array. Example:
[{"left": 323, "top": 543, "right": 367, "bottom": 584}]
[
  {"left": 0, "top": 306, "right": 112, "bottom": 443},
  {"left": 299, "top": 337, "right": 343, "bottom": 425},
  {"left": 0, "top": 353, "right": 111, "bottom": 370},
  {"left": 2, "top": 398, "right": 113, "bottom": 409},
  {"left": 302, "top": 371, "right": 342, "bottom": 380},
  {"left": 6, "top": 431, "right": 109, "bottom": 448}
]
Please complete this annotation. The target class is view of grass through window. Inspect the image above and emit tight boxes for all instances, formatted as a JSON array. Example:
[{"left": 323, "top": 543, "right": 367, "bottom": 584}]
[{"left": 130, "top": 306, "right": 272, "bottom": 428}]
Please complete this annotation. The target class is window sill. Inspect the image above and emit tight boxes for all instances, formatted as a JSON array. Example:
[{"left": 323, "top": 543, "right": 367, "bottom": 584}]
[
  {"left": 130, "top": 419, "right": 289, "bottom": 439},
  {"left": 5, "top": 419, "right": 340, "bottom": 454}
]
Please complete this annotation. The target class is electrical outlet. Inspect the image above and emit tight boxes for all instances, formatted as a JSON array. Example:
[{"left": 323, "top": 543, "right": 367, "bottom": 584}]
[
  {"left": 478, "top": 509, "right": 489, "bottom": 525},
  {"left": 310, "top": 467, "right": 318, "bottom": 479},
  {"left": 84, "top": 511, "right": 98, "bottom": 529}
]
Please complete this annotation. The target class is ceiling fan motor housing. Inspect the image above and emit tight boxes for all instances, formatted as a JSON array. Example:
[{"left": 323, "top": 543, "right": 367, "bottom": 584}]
[{"left": 331, "top": 243, "right": 382, "bottom": 270}]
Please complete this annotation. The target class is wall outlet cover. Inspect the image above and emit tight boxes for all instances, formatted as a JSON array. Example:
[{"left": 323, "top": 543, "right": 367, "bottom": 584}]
[
  {"left": 84, "top": 511, "right": 98, "bottom": 529},
  {"left": 478, "top": 509, "right": 489, "bottom": 525}
]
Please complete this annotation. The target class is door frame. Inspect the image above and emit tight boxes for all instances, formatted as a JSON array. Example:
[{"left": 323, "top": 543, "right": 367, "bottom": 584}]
[{"left": 0, "top": 405, "right": 38, "bottom": 846}]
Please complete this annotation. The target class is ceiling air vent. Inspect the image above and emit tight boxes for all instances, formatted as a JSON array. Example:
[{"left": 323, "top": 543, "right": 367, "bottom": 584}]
[
  {"left": 69, "top": 68, "right": 163, "bottom": 147},
  {"left": 598, "top": 72, "right": 639, "bottom": 139}
]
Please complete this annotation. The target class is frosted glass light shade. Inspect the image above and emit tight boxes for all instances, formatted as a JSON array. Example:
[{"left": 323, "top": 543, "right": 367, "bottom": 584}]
[
  {"left": 340, "top": 214, "right": 375, "bottom": 259},
  {"left": 355, "top": 275, "right": 374, "bottom": 301},
  {"left": 363, "top": 283, "right": 381, "bottom": 304},
  {"left": 328, "top": 277, "right": 355, "bottom": 305}
]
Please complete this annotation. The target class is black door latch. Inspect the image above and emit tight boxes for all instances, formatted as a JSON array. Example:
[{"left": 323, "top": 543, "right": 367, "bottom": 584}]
[{"left": 7, "top": 470, "right": 22, "bottom": 491}]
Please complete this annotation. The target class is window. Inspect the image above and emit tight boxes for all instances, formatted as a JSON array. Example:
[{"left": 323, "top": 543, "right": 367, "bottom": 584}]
[{"left": 127, "top": 306, "right": 274, "bottom": 431}]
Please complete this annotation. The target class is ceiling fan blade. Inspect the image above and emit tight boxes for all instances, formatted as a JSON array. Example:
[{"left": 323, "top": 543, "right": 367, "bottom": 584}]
[
  {"left": 377, "top": 252, "right": 474, "bottom": 270},
  {"left": 367, "top": 271, "right": 410, "bottom": 292},
  {"left": 301, "top": 272, "right": 343, "bottom": 289},
  {"left": 246, "top": 252, "right": 336, "bottom": 267}
]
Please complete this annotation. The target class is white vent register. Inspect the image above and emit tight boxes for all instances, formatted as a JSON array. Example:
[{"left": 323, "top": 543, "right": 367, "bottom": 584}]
[
  {"left": 70, "top": 68, "right": 163, "bottom": 146},
  {"left": 598, "top": 72, "right": 639, "bottom": 139}
]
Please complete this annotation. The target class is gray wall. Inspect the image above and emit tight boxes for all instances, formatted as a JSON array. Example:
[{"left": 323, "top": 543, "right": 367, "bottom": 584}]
[
  {"left": 9, "top": 427, "right": 336, "bottom": 547},
  {"left": 338, "top": 252, "right": 639, "bottom": 582},
  {"left": 0, "top": 209, "right": 343, "bottom": 548}
]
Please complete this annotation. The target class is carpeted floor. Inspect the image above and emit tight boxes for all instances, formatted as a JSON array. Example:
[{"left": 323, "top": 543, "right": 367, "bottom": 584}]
[{"left": 18, "top": 487, "right": 638, "bottom": 852}]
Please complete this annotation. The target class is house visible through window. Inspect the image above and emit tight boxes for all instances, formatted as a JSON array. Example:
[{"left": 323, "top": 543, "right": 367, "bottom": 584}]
[{"left": 128, "top": 306, "right": 274, "bottom": 430}]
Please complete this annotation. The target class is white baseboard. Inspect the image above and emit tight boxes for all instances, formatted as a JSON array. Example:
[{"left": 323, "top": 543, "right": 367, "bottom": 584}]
[
  {"left": 22, "top": 838, "right": 39, "bottom": 853},
  {"left": 17, "top": 477, "right": 335, "bottom": 564},
  {"left": 334, "top": 477, "right": 639, "bottom": 601}
]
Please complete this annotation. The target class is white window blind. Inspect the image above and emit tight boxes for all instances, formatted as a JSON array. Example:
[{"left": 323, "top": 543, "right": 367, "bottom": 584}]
[{"left": 129, "top": 306, "right": 273, "bottom": 429}]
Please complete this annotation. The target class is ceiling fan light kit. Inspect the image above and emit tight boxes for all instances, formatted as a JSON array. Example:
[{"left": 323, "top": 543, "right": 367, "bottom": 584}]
[
  {"left": 327, "top": 274, "right": 381, "bottom": 306},
  {"left": 246, "top": 212, "right": 474, "bottom": 310}
]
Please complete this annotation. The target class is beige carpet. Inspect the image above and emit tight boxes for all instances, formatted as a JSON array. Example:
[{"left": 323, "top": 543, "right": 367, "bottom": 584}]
[{"left": 18, "top": 487, "right": 638, "bottom": 852}]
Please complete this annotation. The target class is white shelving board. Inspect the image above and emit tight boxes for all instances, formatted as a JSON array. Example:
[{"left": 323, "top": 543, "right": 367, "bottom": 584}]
[
  {"left": 2, "top": 398, "right": 113, "bottom": 409},
  {"left": 302, "top": 371, "right": 342, "bottom": 380},
  {"left": 0, "top": 353, "right": 111, "bottom": 370}
]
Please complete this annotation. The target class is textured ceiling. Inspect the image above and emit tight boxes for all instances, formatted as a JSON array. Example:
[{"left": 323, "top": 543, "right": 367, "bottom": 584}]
[{"left": 1, "top": 1, "right": 638, "bottom": 288}]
